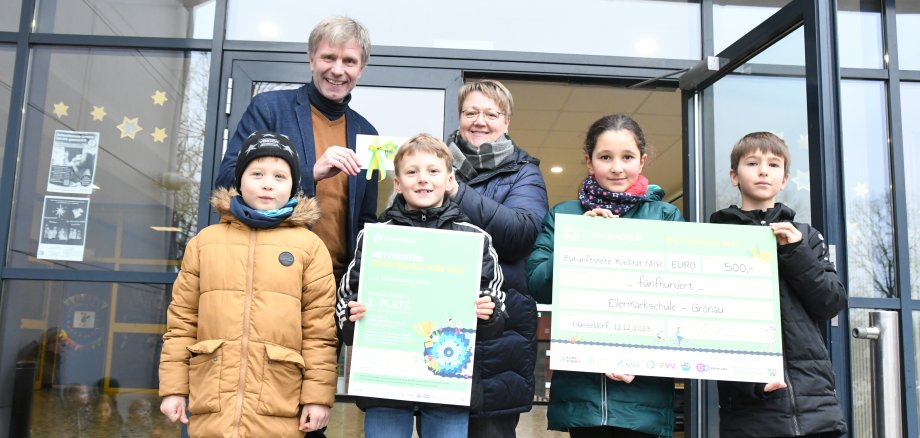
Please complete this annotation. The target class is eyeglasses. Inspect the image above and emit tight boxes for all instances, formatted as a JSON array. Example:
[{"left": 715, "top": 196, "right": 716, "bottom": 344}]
[{"left": 461, "top": 109, "right": 505, "bottom": 122}]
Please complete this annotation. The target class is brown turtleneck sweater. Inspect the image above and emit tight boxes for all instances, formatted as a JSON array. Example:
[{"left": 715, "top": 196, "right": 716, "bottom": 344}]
[{"left": 310, "top": 106, "right": 349, "bottom": 280}]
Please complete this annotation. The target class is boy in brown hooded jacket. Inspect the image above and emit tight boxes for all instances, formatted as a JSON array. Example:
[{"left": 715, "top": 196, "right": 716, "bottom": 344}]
[{"left": 158, "top": 131, "right": 338, "bottom": 437}]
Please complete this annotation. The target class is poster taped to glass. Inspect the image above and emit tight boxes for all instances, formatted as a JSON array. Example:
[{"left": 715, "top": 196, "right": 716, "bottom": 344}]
[
  {"left": 37, "top": 196, "right": 91, "bottom": 262},
  {"left": 47, "top": 130, "right": 99, "bottom": 194}
]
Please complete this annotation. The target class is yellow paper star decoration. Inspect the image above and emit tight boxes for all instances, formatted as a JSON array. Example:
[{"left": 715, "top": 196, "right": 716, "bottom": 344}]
[
  {"left": 117, "top": 116, "right": 143, "bottom": 139},
  {"left": 52, "top": 102, "right": 69, "bottom": 118},
  {"left": 151, "top": 127, "right": 168, "bottom": 143},
  {"left": 152, "top": 90, "right": 168, "bottom": 106},
  {"left": 90, "top": 106, "right": 107, "bottom": 121}
]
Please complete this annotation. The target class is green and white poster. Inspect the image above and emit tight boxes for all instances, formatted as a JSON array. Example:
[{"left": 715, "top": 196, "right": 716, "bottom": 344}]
[
  {"left": 550, "top": 214, "right": 783, "bottom": 383},
  {"left": 348, "top": 224, "right": 484, "bottom": 406}
]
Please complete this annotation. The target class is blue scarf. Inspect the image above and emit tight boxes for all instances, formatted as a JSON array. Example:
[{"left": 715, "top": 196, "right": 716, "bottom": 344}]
[{"left": 229, "top": 196, "right": 297, "bottom": 229}]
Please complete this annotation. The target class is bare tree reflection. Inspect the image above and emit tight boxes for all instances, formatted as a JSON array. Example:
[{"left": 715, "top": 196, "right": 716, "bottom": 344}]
[
  {"left": 912, "top": 198, "right": 920, "bottom": 298},
  {"left": 165, "top": 53, "right": 208, "bottom": 266},
  {"left": 847, "top": 196, "right": 897, "bottom": 298}
]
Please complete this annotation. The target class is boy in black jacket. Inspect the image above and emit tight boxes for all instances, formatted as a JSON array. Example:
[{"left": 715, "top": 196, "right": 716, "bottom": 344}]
[
  {"left": 710, "top": 132, "right": 848, "bottom": 438},
  {"left": 335, "top": 133, "right": 507, "bottom": 437}
]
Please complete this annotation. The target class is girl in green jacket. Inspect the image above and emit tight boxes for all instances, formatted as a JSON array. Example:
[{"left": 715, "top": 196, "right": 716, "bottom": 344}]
[{"left": 526, "top": 114, "right": 683, "bottom": 437}]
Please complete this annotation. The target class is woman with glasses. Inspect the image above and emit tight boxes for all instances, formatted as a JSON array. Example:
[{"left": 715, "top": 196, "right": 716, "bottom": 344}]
[{"left": 445, "top": 79, "right": 549, "bottom": 437}]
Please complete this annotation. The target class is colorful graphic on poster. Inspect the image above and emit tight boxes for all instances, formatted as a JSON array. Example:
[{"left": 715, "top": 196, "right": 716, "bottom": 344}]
[
  {"left": 37, "top": 196, "right": 91, "bottom": 262},
  {"left": 348, "top": 224, "right": 483, "bottom": 406},
  {"left": 550, "top": 214, "right": 784, "bottom": 383},
  {"left": 47, "top": 130, "right": 100, "bottom": 194},
  {"left": 356, "top": 135, "right": 407, "bottom": 181},
  {"left": 416, "top": 322, "right": 475, "bottom": 379}
]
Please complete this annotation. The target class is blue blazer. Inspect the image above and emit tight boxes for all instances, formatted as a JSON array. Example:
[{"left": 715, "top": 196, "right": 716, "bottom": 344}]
[{"left": 216, "top": 84, "right": 379, "bottom": 257}]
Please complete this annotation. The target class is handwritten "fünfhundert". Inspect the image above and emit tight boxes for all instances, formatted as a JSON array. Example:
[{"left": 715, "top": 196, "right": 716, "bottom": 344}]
[{"left": 637, "top": 276, "right": 694, "bottom": 290}]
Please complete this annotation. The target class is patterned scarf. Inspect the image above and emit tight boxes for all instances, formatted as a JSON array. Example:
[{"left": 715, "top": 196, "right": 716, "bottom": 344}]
[
  {"left": 446, "top": 130, "right": 516, "bottom": 181},
  {"left": 579, "top": 175, "right": 649, "bottom": 215},
  {"left": 229, "top": 196, "right": 297, "bottom": 229}
]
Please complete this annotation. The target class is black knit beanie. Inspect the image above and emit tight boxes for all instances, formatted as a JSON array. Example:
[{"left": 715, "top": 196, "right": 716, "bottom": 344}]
[{"left": 234, "top": 131, "right": 301, "bottom": 198}]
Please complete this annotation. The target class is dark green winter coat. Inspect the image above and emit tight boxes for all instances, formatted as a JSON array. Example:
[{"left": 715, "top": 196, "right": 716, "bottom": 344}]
[{"left": 526, "top": 187, "right": 682, "bottom": 435}]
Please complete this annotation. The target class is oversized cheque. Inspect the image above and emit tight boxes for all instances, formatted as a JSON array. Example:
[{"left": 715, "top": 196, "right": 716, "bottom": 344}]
[{"left": 550, "top": 214, "right": 783, "bottom": 383}]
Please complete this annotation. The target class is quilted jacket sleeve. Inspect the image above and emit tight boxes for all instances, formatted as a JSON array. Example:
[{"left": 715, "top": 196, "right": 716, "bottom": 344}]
[
  {"left": 476, "top": 230, "right": 507, "bottom": 341},
  {"left": 454, "top": 163, "right": 548, "bottom": 261},
  {"left": 778, "top": 224, "right": 848, "bottom": 321},
  {"left": 335, "top": 228, "right": 366, "bottom": 346},
  {"left": 300, "top": 236, "right": 338, "bottom": 407},
  {"left": 158, "top": 236, "right": 202, "bottom": 397}
]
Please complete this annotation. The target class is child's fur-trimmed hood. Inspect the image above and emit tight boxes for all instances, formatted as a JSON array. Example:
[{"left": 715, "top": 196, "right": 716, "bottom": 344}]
[{"left": 210, "top": 187, "right": 321, "bottom": 227}]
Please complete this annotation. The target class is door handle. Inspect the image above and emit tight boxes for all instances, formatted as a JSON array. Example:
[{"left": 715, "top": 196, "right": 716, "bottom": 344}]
[{"left": 852, "top": 310, "right": 902, "bottom": 437}]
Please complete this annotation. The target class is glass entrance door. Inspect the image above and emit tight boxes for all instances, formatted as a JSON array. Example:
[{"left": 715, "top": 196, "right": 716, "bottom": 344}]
[{"left": 680, "top": 0, "right": 849, "bottom": 436}]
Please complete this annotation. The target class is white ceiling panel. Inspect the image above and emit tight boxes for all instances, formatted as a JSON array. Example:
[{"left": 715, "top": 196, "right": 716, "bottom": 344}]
[{"left": 563, "top": 86, "right": 649, "bottom": 113}]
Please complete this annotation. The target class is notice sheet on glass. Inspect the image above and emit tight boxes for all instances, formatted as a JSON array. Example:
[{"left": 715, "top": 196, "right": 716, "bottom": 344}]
[
  {"left": 47, "top": 130, "right": 99, "bottom": 194},
  {"left": 37, "top": 196, "right": 91, "bottom": 262},
  {"left": 550, "top": 214, "right": 783, "bottom": 383},
  {"left": 348, "top": 224, "right": 483, "bottom": 406}
]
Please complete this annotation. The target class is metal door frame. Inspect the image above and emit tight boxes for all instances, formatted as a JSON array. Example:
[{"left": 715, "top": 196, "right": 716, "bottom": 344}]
[{"left": 679, "top": 0, "right": 858, "bottom": 436}]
